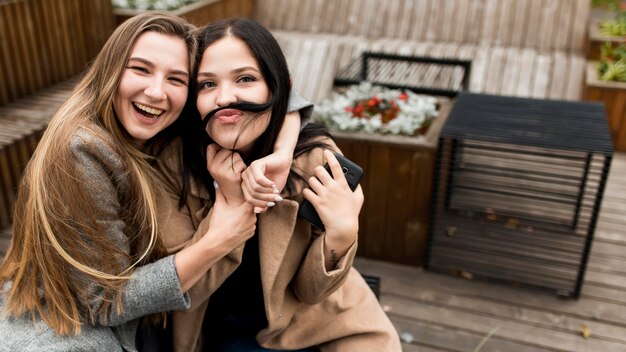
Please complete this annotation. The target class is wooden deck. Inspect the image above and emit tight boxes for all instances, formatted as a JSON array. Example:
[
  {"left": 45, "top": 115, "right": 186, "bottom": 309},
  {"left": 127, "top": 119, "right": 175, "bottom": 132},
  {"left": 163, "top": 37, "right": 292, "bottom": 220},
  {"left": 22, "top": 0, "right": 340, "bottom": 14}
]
[
  {"left": 355, "top": 151, "right": 626, "bottom": 352},
  {"left": 1, "top": 152, "right": 624, "bottom": 351}
]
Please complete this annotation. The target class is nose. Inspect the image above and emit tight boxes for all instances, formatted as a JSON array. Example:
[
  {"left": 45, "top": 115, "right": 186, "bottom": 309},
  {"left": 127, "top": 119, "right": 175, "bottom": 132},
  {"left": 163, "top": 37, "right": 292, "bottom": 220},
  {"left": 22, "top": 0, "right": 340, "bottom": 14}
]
[
  {"left": 144, "top": 77, "right": 166, "bottom": 101},
  {"left": 215, "top": 84, "right": 237, "bottom": 107}
]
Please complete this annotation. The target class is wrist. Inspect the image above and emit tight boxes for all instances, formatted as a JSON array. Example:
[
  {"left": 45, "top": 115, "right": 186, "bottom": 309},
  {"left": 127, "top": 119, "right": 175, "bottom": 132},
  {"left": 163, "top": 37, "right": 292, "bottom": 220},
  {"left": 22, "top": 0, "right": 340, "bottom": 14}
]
[{"left": 324, "top": 230, "right": 357, "bottom": 253}]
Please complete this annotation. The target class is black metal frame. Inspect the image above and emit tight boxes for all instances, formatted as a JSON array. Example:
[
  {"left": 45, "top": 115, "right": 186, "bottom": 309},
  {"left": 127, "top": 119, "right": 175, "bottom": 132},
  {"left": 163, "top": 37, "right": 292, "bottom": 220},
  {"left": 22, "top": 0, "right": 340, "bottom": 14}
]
[
  {"left": 424, "top": 93, "right": 613, "bottom": 299},
  {"left": 333, "top": 52, "right": 472, "bottom": 97}
]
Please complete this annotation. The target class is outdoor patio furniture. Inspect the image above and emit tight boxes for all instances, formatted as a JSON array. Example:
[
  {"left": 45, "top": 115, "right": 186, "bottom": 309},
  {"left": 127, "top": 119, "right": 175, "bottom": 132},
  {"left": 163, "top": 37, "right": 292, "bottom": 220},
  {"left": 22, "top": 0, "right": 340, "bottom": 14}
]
[{"left": 426, "top": 92, "right": 614, "bottom": 298}]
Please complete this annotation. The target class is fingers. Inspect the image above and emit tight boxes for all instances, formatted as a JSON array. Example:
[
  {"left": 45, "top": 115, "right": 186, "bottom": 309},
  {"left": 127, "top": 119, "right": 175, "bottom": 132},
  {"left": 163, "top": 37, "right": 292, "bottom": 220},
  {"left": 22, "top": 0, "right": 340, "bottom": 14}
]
[
  {"left": 306, "top": 173, "right": 325, "bottom": 197},
  {"left": 242, "top": 166, "right": 277, "bottom": 196},
  {"left": 323, "top": 150, "right": 349, "bottom": 186},
  {"left": 302, "top": 187, "right": 317, "bottom": 203},
  {"left": 241, "top": 159, "right": 282, "bottom": 212},
  {"left": 247, "top": 160, "right": 277, "bottom": 189},
  {"left": 206, "top": 143, "right": 220, "bottom": 165}
]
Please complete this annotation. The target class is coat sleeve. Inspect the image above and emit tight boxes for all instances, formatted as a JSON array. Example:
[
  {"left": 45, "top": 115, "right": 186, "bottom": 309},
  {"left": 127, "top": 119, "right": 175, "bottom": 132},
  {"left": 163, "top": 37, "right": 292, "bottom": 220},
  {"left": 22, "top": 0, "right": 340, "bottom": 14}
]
[
  {"left": 290, "top": 140, "right": 358, "bottom": 304},
  {"left": 288, "top": 89, "right": 314, "bottom": 126},
  {"left": 70, "top": 130, "right": 190, "bottom": 326}
]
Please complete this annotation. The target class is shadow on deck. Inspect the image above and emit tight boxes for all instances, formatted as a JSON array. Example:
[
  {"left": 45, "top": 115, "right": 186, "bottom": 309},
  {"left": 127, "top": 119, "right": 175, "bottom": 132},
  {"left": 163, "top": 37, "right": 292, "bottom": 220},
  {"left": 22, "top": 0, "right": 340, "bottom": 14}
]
[{"left": 355, "top": 151, "right": 626, "bottom": 352}]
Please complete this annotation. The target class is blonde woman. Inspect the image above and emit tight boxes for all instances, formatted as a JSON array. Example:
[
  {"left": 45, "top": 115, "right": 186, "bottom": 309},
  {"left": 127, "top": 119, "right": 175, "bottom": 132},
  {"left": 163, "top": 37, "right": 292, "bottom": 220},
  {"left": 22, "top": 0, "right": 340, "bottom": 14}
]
[{"left": 0, "top": 12, "right": 310, "bottom": 352}]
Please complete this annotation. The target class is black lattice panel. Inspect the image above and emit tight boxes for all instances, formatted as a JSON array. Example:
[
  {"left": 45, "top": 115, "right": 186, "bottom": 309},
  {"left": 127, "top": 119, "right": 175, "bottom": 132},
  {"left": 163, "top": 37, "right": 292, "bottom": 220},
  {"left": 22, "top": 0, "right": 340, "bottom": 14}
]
[{"left": 425, "top": 93, "right": 613, "bottom": 298}]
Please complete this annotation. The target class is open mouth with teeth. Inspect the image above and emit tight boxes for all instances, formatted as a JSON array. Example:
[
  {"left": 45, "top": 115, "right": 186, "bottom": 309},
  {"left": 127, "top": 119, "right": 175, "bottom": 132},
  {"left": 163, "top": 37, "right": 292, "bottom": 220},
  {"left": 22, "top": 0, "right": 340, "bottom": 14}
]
[{"left": 133, "top": 102, "right": 164, "bottom": 119}]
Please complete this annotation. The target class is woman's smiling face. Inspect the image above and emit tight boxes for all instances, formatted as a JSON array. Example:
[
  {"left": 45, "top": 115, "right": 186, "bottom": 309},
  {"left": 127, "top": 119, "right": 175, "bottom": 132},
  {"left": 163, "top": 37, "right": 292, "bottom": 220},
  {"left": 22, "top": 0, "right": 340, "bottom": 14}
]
[
  {"left": 113, "top": 31, "right": 190, "bottom": 144},
  {"left": 196, "top": 36, "right": 271, "bottom": 153}
]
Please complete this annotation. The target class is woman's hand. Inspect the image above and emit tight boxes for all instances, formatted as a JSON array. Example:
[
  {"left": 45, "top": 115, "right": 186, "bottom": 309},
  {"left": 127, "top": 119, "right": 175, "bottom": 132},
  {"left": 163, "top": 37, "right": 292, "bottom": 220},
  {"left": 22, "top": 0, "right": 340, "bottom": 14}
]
[
  {"left": 302, "top": 150, "right": 364, "bottom": 270},
  {"left": 175, "top": 188, "right": 256, "bottom": 293},
  {"left": 204, "top": 188, "right": 257, "bottom": 251},
  {"left": 207, "top": 143, "right": 246, "bottom": 205},
  {"left": 242, "top": 151, "right": 292, "bottom": 213}
]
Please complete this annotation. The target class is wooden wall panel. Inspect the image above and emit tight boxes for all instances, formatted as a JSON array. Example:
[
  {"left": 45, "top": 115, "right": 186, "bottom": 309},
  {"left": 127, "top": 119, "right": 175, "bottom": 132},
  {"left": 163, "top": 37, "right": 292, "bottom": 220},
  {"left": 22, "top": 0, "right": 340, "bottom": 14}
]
[
  {"left": 0, "top": 0, "right": 114, "bottom": 106},
  {"left": 334, "top": 137, "right": 436, "bottom": 266},
  {"left": 254, "top": 0, "right": 589, "bottom": 53}
]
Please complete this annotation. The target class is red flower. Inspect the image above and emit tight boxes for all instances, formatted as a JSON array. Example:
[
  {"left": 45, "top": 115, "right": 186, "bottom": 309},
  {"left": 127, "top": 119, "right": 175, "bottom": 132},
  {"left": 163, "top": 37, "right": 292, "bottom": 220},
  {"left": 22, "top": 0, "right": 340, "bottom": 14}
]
[
  {"left": 398, "top": 92, "right": 408, "bottom": 101},
  {"left": 353, "top": 103, "right": 364, "bottom": 118}
]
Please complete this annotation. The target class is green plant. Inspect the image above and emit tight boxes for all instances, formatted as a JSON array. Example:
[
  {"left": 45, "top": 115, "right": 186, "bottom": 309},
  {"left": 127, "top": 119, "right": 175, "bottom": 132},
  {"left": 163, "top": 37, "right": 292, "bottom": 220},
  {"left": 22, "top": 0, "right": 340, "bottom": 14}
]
[
  {"left": 599, "top": 1, "right": 626, "bottom": 37},
  {"left": 593, "top": 0, "right": 618, "bottom": 6},
  {"left": 599, "top": 11, "right": 626, "bottom": 36},
  {"left": 598, "top": 43, "right": 626, "bottom": 82}
]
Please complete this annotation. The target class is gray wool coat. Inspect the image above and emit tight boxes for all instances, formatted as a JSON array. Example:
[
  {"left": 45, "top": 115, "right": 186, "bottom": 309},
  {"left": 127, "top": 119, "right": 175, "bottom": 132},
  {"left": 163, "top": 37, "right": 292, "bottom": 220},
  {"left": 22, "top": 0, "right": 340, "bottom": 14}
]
[{"left": 0, "top": 126, "right": 190, "bottom": 352}]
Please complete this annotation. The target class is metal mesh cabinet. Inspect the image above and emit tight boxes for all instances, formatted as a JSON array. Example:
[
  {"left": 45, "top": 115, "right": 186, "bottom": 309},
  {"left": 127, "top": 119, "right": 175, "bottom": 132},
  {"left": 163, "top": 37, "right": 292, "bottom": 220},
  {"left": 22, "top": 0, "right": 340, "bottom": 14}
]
[{"left": 425, "top": 93, "right": 613, "bottom": 298}]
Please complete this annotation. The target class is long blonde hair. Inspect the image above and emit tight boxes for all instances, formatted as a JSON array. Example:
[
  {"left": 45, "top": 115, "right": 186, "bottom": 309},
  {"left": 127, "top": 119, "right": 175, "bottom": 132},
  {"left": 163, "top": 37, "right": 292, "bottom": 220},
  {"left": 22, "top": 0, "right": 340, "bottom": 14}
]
[{"left": 0, "top": 13, "right": 197, "bottom": 335}]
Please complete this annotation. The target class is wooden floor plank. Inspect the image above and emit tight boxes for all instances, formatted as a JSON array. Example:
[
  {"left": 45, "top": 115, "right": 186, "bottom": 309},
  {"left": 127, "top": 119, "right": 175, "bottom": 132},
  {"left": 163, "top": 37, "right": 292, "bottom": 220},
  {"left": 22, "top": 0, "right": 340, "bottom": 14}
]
[
  {"left": 379, "top": 275, "right": 626, "bottom": 343},
  {"left": 382, "top": 294, "right": 625, "bottom": 352},
  {"left": 392, "top": 315, "right": 549, "bottom": 352}
]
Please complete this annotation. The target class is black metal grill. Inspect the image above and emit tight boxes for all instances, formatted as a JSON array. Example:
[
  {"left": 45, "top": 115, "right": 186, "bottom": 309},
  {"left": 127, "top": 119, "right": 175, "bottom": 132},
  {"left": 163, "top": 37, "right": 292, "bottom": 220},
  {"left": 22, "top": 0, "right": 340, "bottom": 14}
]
[
  {"left": 425, "top": 93, "right": 613, "bottom": 298},
  {"left": 334, "top": 52, "right": 472, "bottom": 97}
]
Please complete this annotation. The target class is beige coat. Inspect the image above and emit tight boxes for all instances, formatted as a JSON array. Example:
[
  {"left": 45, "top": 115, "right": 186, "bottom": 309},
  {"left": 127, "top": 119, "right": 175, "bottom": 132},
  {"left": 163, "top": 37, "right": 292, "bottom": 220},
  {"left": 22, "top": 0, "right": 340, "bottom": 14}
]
[{"left": 154, "top": 138, "right": 401, "bottom": 352}]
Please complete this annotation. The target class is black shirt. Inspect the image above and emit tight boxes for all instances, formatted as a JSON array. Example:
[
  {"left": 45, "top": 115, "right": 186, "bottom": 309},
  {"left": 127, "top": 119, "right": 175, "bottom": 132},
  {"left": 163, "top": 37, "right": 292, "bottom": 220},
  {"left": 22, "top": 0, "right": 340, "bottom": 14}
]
[{"left": 202, "top": 231, "right": 267, "bottom": 344}]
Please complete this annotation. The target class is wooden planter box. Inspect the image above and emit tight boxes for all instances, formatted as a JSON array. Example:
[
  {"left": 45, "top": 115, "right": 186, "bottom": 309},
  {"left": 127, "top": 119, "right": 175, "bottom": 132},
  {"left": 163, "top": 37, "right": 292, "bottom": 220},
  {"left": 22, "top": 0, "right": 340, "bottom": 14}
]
[
  {"left": 587, "top": 8, "right": 626, "bottom": 60},
  {"left": 332, "top": 99, "right": 452, "bottom": 267},
  {"left": 584, "top": 62, "right": 626, "bottom": 151},
  {"left": 114, "top": 0, "right": 254, "bottom": 27}
]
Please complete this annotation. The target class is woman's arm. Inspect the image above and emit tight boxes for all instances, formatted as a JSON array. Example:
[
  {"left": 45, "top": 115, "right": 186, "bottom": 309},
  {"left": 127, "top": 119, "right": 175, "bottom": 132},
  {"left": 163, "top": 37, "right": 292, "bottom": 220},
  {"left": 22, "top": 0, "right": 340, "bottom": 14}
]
[
  {"left": 154, "top": 143, "right": 253, "bottom": 311},
  {"left": 242, "top": 111, "right": 300, "bottom": 213},
  {"left": 242, "top": 90, "right": 313, "bottom": 213},
  {"left": 304, "top": 150, "right": 364, "bottom": 271},
  {"left": 290, "top": 144, "right": 364, "bottom": 304},
  {"left": 70, "top": 132, "right": 189, "bottom": 326},
  {"left": 174, "top": 188, "right": 255, "bottom": 293},
  {"left": 72, "top": 131, "right": 254, "bottom": 326}
]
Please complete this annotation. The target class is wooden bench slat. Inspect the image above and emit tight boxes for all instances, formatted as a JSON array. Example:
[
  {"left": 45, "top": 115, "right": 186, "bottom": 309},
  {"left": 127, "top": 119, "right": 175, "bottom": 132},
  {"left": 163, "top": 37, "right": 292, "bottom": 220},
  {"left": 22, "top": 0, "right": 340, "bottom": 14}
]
[
  {"left": 480, "top": 0, "right": 499, "bottom": 46},
  {"left": 452, "top": 0, "right": 472, "bottom": 43},
  {"left": 500, "top": 48, "right": 521, "bottom": 97},
  {"left": 408, "top": 0, "right": 427, "bottom": 41}
]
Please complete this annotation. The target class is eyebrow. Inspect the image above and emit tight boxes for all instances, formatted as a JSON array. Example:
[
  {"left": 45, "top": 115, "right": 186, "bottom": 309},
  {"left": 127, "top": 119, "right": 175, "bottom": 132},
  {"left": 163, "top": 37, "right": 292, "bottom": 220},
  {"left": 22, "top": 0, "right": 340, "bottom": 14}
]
[
  {"left": 128, "top": 57, "right": 189, "bottom": 77},
  {"left": 197, "top": 66, "right": 260, "bottom": 78}
]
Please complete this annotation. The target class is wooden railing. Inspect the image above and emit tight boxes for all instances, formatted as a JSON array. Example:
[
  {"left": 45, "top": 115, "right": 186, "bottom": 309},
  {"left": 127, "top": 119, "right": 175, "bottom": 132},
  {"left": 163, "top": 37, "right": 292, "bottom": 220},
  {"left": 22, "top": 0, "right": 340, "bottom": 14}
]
[
  {"left": 0, "top": 0, "right": 114, "bottom": 229},
  {"left": 0, "top": 0, "right": 114, "bottom": 106}
]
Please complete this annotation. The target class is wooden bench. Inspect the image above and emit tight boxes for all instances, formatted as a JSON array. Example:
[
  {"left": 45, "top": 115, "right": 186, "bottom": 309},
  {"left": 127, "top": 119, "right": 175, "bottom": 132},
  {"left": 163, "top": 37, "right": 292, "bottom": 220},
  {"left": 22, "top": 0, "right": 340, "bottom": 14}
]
[
  {"left": 254, "top": 0, "right": 591, "bottom": 104},
  {"left": 0, "top": 0, "right": 115, "bottom": 230}
]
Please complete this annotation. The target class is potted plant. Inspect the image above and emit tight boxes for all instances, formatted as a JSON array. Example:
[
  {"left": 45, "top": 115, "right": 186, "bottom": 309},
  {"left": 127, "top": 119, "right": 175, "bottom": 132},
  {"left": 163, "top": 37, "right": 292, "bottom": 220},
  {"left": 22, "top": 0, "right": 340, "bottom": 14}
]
[
  {"left": 111, "top": 0, "right": 253, "bottom": 27},
  {"left": 588, "top": 0, "right": 626, "bottom": 59},
  {"left": 584, "top": 42, "right": 626, "bottom": 151},
  {"left": 313, "top": 82, "right": 453, "bottom": 266},
  {"left": 315, "top": 82, "right": 440, "bottom": 137}
]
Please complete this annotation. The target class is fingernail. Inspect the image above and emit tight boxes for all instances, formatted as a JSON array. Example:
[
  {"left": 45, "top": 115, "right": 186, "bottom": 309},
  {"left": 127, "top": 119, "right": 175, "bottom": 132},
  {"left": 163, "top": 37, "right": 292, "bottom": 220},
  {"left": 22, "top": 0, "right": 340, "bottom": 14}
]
[
  {"left": 274, "top": 196, "right": 283, "bottom": 202},
  {"left": 272, "top": 188, "right": 280, "bottom": 194},
  {"left": 266, "top": 202, "right": 276, "bottom": 207},
  {"left": 254, "top": 207, "right": 262, "bottom": 213}
]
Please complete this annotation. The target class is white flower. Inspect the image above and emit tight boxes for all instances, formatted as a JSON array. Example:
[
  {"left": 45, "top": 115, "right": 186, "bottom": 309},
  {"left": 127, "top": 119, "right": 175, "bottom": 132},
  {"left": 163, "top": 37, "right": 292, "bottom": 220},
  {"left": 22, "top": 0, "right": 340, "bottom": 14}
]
[
  {"left": 134, "top": 0, "right": 151, "bottom": 10},
  {"left": 314, "top": 82, "right": 439, "bottom": 136},
  {"left": 113, "top": 0, "right": 194, "bottom": 10},
  {"left": 112, "top": 0, "right": 130, "bottom": 8}
]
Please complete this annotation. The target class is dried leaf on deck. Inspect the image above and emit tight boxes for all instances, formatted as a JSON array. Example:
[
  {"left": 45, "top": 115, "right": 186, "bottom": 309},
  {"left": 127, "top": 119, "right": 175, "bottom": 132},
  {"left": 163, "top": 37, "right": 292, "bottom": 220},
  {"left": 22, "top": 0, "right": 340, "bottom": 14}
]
[{"left": 580, "top": 324, "right": 592, "bottom": 339}]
